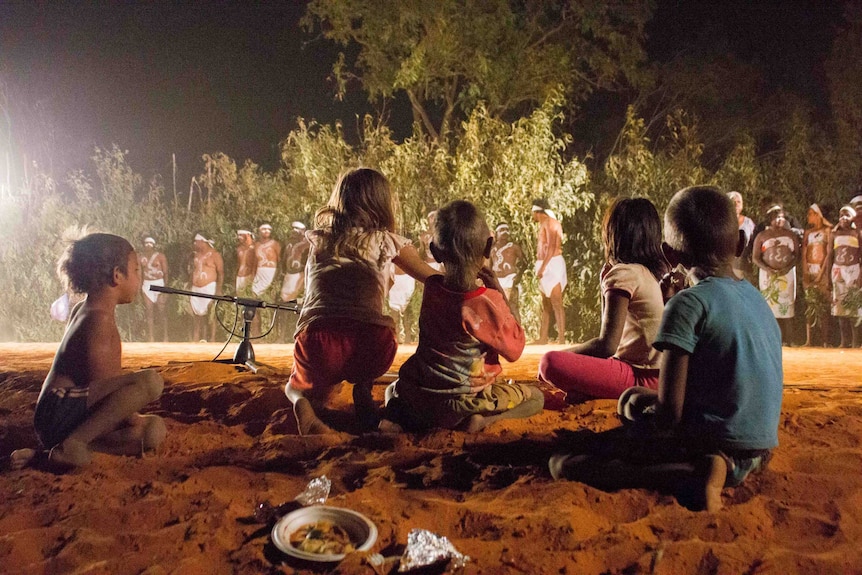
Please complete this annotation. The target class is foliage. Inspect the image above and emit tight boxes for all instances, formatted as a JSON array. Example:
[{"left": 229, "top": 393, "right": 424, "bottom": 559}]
[
  {"left": 303, "top": 0, "right": 652, "bottom": 141},
  {"left": 804, "top": 286, "right": 830, "bottom": 325},
  {"left": 842, "top": 287, "right": 862, "bottom": 321}
]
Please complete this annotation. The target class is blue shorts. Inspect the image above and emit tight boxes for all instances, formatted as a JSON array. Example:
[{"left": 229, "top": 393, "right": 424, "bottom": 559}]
[{"left": 33, "top": 387, "right": 89, "bottom": 448}]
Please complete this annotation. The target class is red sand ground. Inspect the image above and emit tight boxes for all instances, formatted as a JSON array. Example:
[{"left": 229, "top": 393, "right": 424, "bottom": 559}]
[{"left": 1, "top": 343, "right": 861, "bottom": 574}]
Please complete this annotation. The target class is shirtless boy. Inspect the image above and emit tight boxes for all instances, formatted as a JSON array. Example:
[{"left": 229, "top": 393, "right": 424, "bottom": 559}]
[
  {"left": 190, "top": 232, "right": 224, "bottom": 342},
  {"left": 490, "top": 223, "right": 525, "bottom": 323},
  {"left": 801, "top": 205, "right": 832, "bottom": 346},
  {"left": 140, "top": 236, "right": 169, "bottom": 342},
  {"left": 531, "top": 199, "right": 567, "bottom": 344},
  {"left": 279, "top": 221, "right": 309, "bottom": 340},
  {"left": 831, "top": 205, "right": 861, "bottom": 348},
  {"left": 235, "top": 230, "right": 256, "bottom": 296},
  {"left": 753, "top": 206, "right": 799, "bottom": 345},
  {"left": 11, "top": 233, "right": 165, "bottom": 470}
]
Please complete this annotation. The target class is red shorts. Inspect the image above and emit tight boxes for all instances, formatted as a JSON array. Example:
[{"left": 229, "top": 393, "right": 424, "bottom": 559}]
[{"left": 288, "top": 318, "right": 397, "bottom": 396}]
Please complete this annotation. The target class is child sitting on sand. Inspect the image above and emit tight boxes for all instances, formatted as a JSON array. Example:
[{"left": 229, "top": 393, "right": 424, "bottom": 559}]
[
  {"left": 537, "top": 197, "right": 667, "bottom": 406},
  {"left": 383, "top": 200, "right": 544, "bottom": 432},
  {"left": 549, "top": 186, "right": 783, "bottom": 512},
  {"left": 283, "top": 168, "right": 439, "bottom": 435},
  {"left": 12, "top": 233, "right": 166, "bottom": 470}
]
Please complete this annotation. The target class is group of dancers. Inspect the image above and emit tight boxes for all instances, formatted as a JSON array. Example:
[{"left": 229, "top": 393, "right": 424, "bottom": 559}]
[{"left": 741, "top": 195, "right": 862, "bottom": 348}]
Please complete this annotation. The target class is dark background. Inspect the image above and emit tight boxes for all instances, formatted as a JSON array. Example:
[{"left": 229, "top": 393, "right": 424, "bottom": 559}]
[{"left": 0, "top": 0, "right": 846, "bottom": 186}]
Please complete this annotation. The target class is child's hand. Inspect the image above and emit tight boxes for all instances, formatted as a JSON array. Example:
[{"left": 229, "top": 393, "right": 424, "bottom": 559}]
[
  {"left": 478, "top": 266, "right": 503, "bottom": 293},
  {"left": 660, "top": 268, "right": 687, "bottom": 302}
]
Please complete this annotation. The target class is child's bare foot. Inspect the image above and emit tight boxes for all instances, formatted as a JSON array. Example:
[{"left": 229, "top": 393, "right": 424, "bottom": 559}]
[
  {"left": 293, "top": 398, "right": 336, "bottom": 435},
  {"left": 377, "top": 419, "right": 403, "bottom": 433},
  {"left": 548, "top": 452, "right": 592, "bottom": 481},
  {"left": 48, "top": 438, "right": 92, "bottom": 469},
  {"left": 141, "top": 415, "right": 167, "bottom": 453},
  {"left": 9, "top": 448, "right": 39, "bottom": 470},
  {"left": 460, "top": 414, "right": 487, "bottom": 433},
  {"left": 704, "top": 454, "right": 727, "bottom": 512}
]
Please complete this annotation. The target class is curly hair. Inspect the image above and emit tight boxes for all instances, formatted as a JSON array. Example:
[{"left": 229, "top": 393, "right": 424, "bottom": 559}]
[{"left": 57, "top": 233, "right": 134, "bottom": 294}]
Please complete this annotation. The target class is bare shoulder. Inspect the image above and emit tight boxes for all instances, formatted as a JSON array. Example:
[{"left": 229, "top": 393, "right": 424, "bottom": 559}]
[{"left": 71, "top": 307, "right": 120, "bottom": 342}]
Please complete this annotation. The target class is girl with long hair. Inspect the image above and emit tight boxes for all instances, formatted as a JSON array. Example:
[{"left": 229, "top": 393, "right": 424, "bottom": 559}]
[
  {"left": 537, "top": 197, "right": 668, "bottom": 405},
  {"left": 284, "top": 168, "right": 439, "bottom": 434}
]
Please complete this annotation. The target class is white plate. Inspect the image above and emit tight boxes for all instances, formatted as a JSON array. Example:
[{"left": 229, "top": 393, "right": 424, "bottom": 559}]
[{"left": 271, "top": 505, "right": 378, "bottom": 562}]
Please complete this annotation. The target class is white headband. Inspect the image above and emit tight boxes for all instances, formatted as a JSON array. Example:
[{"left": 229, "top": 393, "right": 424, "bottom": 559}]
[
  {"left": 851, "top": 195, "right": 862, "bottom": 206},
  {"left": 531, "top": 205, "right": 544, "bottom": 213},
  {"left": 237, "top": 229, "right": 252, "bottom": 236},
  {"left": 841, "top": 205, "right": 857, "bottom": 219},
  {"left": 727, "top": 191, "right": 742, "bottom": 202},
  {"left": 291, "top": 221, "right": 306, "bottom": 230},
  {"left": 143, "top": 237, "right": 155, "bottom": 245},
  {"left": 195, "top": 233, "right": 214, "bottom": 246},
  {"left": 495, "top": 224, "right": 509, "bottom": 232},
  {"left": 259, "top": 224, "right": 273, "bottom": 231}
]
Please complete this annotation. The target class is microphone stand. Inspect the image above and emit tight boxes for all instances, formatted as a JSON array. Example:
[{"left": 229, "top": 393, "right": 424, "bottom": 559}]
[{"left": 150, "top": 285, "right": 300, "bottom": 372}]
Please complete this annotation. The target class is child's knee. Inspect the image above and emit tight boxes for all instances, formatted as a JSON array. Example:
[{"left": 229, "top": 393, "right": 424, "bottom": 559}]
[
  {"left": 139, "top": 370, "right": 164, "bottom": 400},
  {"left": 537, "top": 353, "right": 556, "bottom": 382}
]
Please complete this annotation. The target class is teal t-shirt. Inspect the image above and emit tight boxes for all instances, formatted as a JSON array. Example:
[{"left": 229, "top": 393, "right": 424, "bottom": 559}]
[{"left": 654, "top": 276, "right": 783, "bottom": 451}]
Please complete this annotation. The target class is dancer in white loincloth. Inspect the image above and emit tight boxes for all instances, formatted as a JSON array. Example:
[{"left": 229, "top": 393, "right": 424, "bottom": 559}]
[
  {"left": 531, "top": 199, "right": 567, "bottom": 344},
  {"left": 140, "top": 236, "right": 169, "bottom": 341},
  {"left": 189, "top": 232, "right": 223, "bottom": 342}
]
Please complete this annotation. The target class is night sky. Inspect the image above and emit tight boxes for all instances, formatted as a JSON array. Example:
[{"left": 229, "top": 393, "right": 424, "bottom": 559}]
[{"left": 0, "top": 1, "right": 847, "bottom": 187}]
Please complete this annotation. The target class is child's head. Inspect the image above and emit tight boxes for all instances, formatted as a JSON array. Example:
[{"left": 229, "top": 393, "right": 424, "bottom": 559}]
[
  {"left": 602, "top": 197, "right": 667, "bottom": 280},
  {"left": 431, "top": 200, "right": 492, "bottom": 272},
  {"left": 664, "top": 186, "right": 740, "bottom": 277},
  {"left": 838, "top": 205, "right": 857, "bottom": 229},
  {"left": 323, "top": 168, "right": 396, "bottom": 235},
  {"left": 58, "top": 233, "right": 135, "bottom": 294}
]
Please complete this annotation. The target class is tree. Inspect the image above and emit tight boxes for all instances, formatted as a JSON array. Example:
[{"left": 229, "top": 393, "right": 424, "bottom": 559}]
[
  {"left": 826, "top": 2, "right": 862, "bottom": 192},
  {"left": 303, "top": 0, "right": 652, "bottom": 142}
]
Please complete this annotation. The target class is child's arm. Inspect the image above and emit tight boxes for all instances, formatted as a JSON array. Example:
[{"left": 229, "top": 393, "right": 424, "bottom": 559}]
[
  {"left": 393, "top": 244, "right": 441, "bottom": 283},
  {"left": 655, "top": 346, "right": 690, "bottom": 430},
  {"left": 464, "top": 292, "right": 525, "bottom": 362},
  {"left": 564, "top": 290, "right": 628, "bottom": 357},
  {"left": 478, "top": 266, "right": 506, "bottom": 302}
]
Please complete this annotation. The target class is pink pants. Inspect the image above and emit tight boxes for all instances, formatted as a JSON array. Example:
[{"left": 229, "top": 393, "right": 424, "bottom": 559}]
[
  {"left": 538, "top": 351, "right": 659, "bottom": 404},
  {"left": 288, "top": 318, "right": 397, "bottom": 398}
]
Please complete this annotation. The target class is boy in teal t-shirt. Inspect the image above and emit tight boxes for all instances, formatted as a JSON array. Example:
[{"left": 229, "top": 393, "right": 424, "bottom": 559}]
[{"left": 551, "top": 186, "right": 783, "bottom": 512}]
